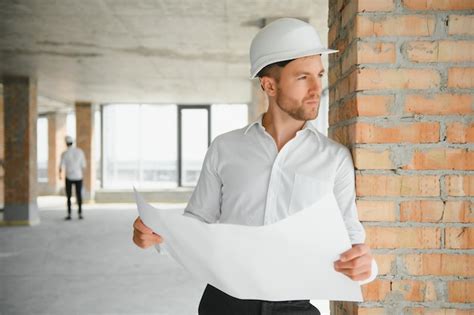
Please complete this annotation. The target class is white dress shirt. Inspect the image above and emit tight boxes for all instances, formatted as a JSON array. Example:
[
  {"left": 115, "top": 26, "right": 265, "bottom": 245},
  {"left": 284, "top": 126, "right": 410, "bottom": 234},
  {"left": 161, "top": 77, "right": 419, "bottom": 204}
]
[
  {"left": 60, "top": 147, "right": 86, "bottom": 180},
  {"left": 183, "top": 114, "right": 377, "bottom": 285}
]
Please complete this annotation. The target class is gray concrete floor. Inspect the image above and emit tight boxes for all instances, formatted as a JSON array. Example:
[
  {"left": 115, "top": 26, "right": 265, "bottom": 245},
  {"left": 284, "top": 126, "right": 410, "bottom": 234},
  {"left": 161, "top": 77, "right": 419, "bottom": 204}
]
[
  {"left": 1, "top": 197, "right": 205, "bottom": 315},
  {"left": 1, "top": 197, "right": 329, "bottom": 315}
]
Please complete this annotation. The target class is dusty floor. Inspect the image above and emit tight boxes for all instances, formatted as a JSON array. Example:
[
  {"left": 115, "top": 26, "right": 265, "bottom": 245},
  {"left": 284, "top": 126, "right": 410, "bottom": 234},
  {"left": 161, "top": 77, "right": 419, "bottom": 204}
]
[{"left": 0, "top": 197, "right": 329, "bottom": 314}]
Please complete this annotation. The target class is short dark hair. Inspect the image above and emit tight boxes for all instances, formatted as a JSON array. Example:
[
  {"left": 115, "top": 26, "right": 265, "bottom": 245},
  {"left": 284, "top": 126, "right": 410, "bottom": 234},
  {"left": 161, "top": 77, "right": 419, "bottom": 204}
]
[{"left": 256, "top": 59, "right": 295, "bottom": 79}]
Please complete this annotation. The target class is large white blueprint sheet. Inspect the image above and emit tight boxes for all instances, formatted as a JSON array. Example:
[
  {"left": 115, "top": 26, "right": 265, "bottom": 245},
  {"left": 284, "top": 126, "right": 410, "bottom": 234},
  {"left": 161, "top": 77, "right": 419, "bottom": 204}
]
[{"left": 134, "top": 188, "right": 362, "bottom": 302}]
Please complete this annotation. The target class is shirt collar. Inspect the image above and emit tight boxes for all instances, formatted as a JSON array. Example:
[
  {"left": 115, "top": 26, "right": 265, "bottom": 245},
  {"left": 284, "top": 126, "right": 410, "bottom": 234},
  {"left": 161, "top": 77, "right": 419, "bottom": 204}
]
[
  {"left": 243, "top": 113, "right": 264, "bottom": 134},
  {"left": 243, "top": 113, "right": 319, "bottom": 135}
]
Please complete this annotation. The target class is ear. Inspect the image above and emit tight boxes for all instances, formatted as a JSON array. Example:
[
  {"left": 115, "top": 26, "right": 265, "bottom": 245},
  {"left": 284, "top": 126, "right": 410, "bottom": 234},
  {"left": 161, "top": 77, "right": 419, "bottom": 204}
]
[{"left": 260, "top": 77, "right": 278, "bottom": 97}]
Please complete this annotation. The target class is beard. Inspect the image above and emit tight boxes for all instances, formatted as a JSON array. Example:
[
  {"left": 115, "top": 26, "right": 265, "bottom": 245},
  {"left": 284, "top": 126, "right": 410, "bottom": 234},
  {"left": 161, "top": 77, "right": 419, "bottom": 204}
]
[{"left": 275, "top": 87, "right": 319, "bottom": 121}]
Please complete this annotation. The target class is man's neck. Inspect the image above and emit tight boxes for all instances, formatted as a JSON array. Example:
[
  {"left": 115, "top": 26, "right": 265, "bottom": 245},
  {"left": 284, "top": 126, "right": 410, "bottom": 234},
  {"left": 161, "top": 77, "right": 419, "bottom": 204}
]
[{"left": 261, "top": 105, "right": 306, "bottom": 152}]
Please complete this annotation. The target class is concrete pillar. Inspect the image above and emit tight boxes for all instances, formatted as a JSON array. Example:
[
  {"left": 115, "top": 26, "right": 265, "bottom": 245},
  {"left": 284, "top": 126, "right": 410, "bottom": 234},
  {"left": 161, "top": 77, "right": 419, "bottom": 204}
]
[
  {"left": 248, "top": 79, "right": 268, "bottom": 122},
  {"left": 75, "top": 102, "right": 95, "bottom": 201},
  {"left": 3, "top": 76, "right": 39, "bottom": 225},
  {"left": 47, "top": 112, "right": 67, "bottom": 194}
]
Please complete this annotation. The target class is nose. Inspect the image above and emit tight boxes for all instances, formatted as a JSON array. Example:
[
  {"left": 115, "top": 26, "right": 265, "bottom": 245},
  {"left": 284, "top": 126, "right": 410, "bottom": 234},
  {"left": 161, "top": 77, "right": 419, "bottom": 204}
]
[{"left": 308, "top": 75, "right": 322, "bottom": 96}]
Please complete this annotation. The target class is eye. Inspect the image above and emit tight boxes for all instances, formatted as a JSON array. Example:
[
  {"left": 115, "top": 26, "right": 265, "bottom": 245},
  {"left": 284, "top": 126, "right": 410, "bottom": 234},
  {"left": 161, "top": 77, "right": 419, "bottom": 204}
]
[
  {"left": 298, "top": 76, "right": 307, "bottom": 80},
  {"left": 318, "top": 73, "right": 324, "bottom": 78}
]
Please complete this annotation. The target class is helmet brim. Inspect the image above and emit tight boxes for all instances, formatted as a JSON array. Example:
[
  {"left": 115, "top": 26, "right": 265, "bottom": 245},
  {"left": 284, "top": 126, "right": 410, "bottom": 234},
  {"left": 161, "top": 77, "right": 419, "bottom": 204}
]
[{"left": 250, "top": 47, "right": 338, "bottom": 79}]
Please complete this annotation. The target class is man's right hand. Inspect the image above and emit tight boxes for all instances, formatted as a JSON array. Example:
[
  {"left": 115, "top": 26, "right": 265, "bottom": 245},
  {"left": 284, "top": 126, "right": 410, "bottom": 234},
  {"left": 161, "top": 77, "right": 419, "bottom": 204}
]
[{"left": 132, "top": 217, "right": 163, "bottom": 249}]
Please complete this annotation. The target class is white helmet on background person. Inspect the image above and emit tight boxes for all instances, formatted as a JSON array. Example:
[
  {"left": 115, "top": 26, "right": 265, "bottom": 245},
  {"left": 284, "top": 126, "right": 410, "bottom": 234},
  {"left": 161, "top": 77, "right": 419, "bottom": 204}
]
[
  {"left": 65, "top": 135, "right": 74, "bottom": 144},
  {"left": 249, "top": 18, "right": 338, "bottom": 79}
]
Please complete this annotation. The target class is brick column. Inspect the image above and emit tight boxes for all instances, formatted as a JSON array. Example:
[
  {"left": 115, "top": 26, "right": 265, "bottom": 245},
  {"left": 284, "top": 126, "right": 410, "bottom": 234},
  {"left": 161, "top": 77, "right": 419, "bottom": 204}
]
[
  {"left": 248, "top": 79, "right": 268, "bottom": 122},
  {"left": 328, "top": 0, "right": 473, "bottom": 313},
  {"left": 0, "top": 92, "right": 4, "bottom": 208},
  {"left": 75, "top": 102, "right": 95, "bottom": 201},
  {"left": 3, "top": 76, "right": 39, "bottom": 225},
  {"left": 47, "top": 112, "right": 67, "bottom": 194}
]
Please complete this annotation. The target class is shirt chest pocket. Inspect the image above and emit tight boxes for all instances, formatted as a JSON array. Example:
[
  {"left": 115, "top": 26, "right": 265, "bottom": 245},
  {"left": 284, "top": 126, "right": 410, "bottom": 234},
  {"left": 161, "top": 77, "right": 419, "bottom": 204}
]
[{"left": 288, "top": 173, "right": 330, "bottom": 214}]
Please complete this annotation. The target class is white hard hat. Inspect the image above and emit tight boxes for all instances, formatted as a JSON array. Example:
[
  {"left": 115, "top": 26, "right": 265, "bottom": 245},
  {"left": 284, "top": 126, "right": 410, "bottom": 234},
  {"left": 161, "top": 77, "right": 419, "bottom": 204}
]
[
  {"left": 249, "top": 18, "right": 338, "bottom": 79},
  {"left": 65, "top": 135, "right": 73, "bottom": 144}
]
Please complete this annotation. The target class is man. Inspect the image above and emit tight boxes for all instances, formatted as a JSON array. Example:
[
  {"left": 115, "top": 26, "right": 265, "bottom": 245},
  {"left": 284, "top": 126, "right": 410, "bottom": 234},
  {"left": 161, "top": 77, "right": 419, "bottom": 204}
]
[
  {"left": 133, "top": 18, "right": 377, "bottom": 314},
  {"left": 59, "top": 135, "right": 86, "bottom": 220}
]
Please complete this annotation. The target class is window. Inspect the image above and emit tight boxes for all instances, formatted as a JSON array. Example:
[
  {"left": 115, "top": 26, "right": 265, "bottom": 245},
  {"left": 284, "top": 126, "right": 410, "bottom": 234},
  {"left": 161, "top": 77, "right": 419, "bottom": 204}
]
[
  {"left": 211, "top": 104, "right": 248, "bottom": 140},
  {"left": 37, "top": 117, "right": 48, "bottom": 182},
  {"left": 101, "top": 103, "right": 248, "bottom": 189},
  {"left": 179, "top": 104, "right": 248, "bottom": 187},
  {"left": 102, "top": 104, "right": 177, "bottom": 189},
  {"left": 179, "top": 107, "right": 209, "bottom": 187},
  {"left": 66, "top": 113, "right": 76, "bottom": 139},
  {"left": 95, "top": 109, "right": 101, "bottom": 187}
]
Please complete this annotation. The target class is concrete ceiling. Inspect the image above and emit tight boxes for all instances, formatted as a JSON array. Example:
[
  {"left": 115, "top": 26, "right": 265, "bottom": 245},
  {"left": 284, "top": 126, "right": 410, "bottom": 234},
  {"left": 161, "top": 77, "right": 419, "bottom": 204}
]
[{"left": 0, "top": 0, "right": 330, "bottom": 113}]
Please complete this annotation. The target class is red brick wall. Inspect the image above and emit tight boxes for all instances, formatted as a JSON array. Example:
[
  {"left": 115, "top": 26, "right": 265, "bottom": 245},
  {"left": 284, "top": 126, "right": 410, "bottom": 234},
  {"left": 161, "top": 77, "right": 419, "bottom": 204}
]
[
  {"left": 47, "top": 112, "right": 67, "bottom": 194},
  {"left": 75, "top": 102, "right": 95, "bottom": 200},
  {"left": 3, "top": 77, "right": 39, "bottom": 224},
  {"left": 0, "top": 94, "right": 4, "bottom": 207},
  {"left": 328, "top": 0, "right": 473, "bottom": 313}
]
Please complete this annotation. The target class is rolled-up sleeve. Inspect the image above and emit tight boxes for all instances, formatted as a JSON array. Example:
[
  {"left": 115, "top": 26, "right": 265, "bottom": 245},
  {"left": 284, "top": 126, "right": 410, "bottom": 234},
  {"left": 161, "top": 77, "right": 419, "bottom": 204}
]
[
  {"left": 183, "top": 139, "right": 222, "bottom": 223},
  {"left": 334, "top": 146, "right": 378, "bottom": 285}
]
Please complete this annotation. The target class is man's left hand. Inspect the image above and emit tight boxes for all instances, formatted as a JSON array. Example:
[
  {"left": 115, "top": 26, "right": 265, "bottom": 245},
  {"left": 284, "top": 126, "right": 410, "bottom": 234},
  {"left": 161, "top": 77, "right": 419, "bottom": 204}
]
[{"left": 334, "top": 243, "right": 372, "bottom": 281}]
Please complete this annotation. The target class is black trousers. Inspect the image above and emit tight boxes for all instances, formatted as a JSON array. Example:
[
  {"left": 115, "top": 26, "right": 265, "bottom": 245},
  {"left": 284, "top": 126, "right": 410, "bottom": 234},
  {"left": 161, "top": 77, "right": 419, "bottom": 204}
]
[
  {"left": 65, "top": 178, "right": 83, "bottom": 215},
  {"left": 198, "top": 284, "right": 320, "bottom": 315}
]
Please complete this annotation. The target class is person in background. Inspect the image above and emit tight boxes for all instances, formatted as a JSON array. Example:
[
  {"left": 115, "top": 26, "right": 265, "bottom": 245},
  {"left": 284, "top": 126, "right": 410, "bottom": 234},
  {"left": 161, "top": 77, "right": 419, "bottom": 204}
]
[{"left": 59, "top": 135, "right": 86, "bottom": 220}]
